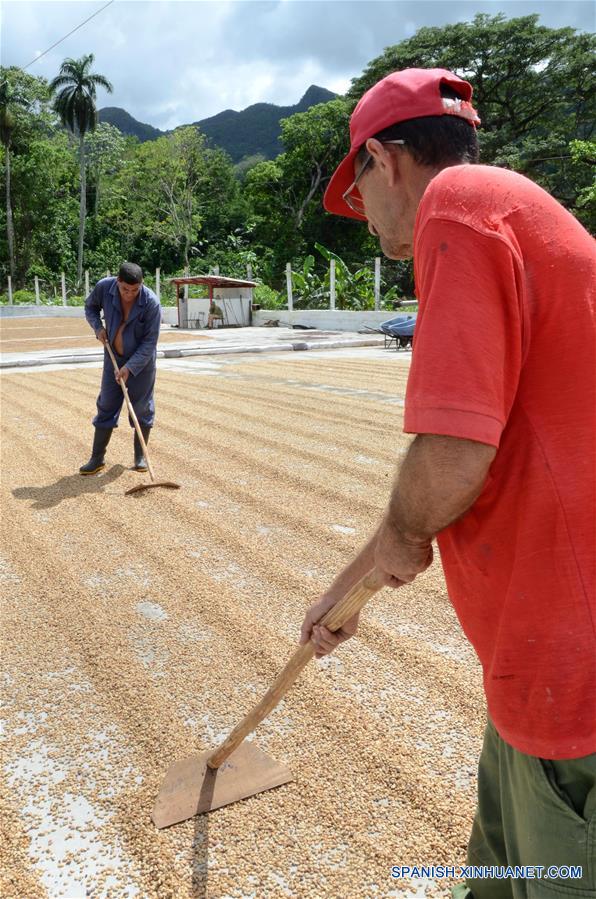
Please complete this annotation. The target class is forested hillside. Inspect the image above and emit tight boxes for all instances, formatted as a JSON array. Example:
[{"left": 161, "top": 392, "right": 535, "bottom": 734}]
[
  {"left": 98, "top": 107, "right": 163, "bottom": 142},
  {"left": 98, "top": 85, "right": 337, "bottom": 162}
]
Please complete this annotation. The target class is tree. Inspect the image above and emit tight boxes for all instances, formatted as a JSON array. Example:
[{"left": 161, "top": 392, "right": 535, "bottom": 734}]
[
  {"left": 278, "top": 99, "right": 351, "bottom": 229},
  {"left": 106, "top": 127, "right": 246, "bottom": 274},
  {"left": 84, "top": 122, "right": 127, "bottom": 215},
  {"left": 244, "top": 99, "right": 361, "bottom": 283},
  {"left": 0, "top": 67, "right": 48, "bottom": 282},
  {"left": 234, "top": 153, "right": 267, "bottom": 182},
  {"left": 130, "top": 127, "right": 207, "bottom": 270},
  {"left": 194, "top": 144, "right": 247, "bottom": 258},
  {"left": 568, "top": 140, "right": 596, "bottom": 232},
  {"left": 348, "top": 15, "right": 595, "bottom": 222},
  {"left": 11, "top": 131, "right": 79, "bottom": 282},
  {"left": 49, "top": 54, "right": 113, "bottom": 285}
]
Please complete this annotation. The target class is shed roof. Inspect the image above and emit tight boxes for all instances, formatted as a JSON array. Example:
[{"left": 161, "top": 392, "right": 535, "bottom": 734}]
[{"left": 170, "top": 275, "right": 257, "bottom": 289}]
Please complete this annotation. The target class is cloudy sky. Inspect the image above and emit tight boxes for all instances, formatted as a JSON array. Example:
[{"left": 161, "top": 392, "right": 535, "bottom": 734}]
[{"left": 2, "top": 0, "right": 593, "bottom": 129}]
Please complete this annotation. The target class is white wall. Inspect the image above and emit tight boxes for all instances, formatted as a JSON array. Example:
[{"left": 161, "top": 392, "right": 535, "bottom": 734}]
[
  {"left": 178, "top": 293, "right": 251, "bottom": 328},
  {"left": 161, "top": 306, "right": 178, "bottom": 325},
  {"left": 252, "top": 308, "right": 416, "bottom": 331},
  {"left": 0, "top": 306, "right": 85, "bottom": 318},
  {"left": 0, "top": 304, "right": 415, "bottom": 333},
  {"left": 178, "top": 296, "right": 210, "bottom": 327},
  {"left": 0, "top": 304, "right": 179, "bottom": 325}
]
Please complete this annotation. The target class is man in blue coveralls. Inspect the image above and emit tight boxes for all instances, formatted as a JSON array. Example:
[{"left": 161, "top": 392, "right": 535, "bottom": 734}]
[{"left": 80, "top": 262, "right": 162, "bottom": 475}]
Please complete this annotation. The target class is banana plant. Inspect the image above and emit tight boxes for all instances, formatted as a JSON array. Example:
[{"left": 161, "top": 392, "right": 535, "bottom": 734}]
[
  {"left": 289, "top": 254, "right": 327, "bottom": 308},
  {"left": 315, "top": 242, "right": 399, "bottom": 309}
]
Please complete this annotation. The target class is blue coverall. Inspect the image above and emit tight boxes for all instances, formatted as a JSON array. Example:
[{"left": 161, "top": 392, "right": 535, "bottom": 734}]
[{"left": 84, "top": 277, "right": 162, "bottom": 429}]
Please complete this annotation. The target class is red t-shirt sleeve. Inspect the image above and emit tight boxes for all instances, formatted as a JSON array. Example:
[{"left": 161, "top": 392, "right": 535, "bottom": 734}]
[{"left": 405, "top": 218, "right": 524, "bottom": 448}]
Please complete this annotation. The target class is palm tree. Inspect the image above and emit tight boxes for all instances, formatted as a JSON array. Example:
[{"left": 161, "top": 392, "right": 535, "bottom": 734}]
[
  {"left": 0, "top": 75, "right": 31, "bottom": 282},
  {"left": 49, "top": 54, "right": 113, "bottom": 286}
]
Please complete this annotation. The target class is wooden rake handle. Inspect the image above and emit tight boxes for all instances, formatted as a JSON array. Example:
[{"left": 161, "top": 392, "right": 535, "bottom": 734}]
[
  {"left": 104, "top": 340, "right": 156, "bottom": 483},
  {"left": 207, "top": 568, "right": 385, "bottom": 768}
]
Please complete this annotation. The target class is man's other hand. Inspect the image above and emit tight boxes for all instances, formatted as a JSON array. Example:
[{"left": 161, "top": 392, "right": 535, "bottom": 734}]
[
  {"left": 300, "top": 588, "right": 360, "bottom": 659},
  {"left": 299, "top": 519, "right": 433, "bottom": 659},
  {"left": 96, "top": 328, "right": 108, "bottom": 345}
]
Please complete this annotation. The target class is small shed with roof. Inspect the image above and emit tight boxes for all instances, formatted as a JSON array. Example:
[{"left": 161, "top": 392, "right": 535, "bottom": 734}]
[{"left": 171, "top": 275, "right": 257, "bottom": 329}]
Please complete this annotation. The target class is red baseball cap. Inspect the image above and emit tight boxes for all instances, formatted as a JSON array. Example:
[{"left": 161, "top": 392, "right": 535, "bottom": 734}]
[{"left": 324, "top": 68, "right": 480, "bottom": 220}]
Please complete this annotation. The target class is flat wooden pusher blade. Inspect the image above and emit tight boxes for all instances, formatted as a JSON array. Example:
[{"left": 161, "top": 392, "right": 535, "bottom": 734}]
[
  {"left": 152, "top": 569, "right": 384, "bottom": 828},
  {"left": 152, "top": 743, "right": 292, "bottom": 828}
]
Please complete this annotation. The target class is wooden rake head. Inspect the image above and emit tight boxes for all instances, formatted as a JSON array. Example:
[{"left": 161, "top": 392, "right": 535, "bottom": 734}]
[{"left": 125, "top": 481, "right": 181, "bottom": 496}]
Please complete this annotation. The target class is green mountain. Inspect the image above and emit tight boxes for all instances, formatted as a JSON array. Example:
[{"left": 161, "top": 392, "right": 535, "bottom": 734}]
[
  {"left": 98, "top": 85, "right": 337, "bottom": 161},
  {"left": 97, "top": 107, "right": 163, "bottom": 142},
  {"left": 192, "top": 85, "right": 337, "bottom": 162}
]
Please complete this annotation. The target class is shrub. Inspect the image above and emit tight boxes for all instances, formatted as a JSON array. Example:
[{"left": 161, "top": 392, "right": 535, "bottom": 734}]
[
  {"left": 253, "top": 284, "right": 283, "bottom": 309},
  {"left": 11, "top": 290, "right": 38, "bottom": 305},
  {"left": 0, "top": 289, "right": 60, "bottom": 305}
]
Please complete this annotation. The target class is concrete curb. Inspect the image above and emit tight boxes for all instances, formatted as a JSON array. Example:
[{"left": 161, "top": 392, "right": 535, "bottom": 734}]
[
  {"left": 0, "top": 336, "right": 386, "bottom": 370},
  {"left": 0, "top": 353, "right": 103, "bottom": 369}
]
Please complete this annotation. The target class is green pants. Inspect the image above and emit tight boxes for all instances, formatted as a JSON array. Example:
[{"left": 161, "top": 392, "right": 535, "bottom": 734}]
[{"left": 456, "top": 719, "right": 596, "bottom": 899}]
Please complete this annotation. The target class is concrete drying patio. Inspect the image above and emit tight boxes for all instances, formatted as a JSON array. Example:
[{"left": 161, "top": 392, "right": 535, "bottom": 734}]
[
  {"left": 1, "top": 348, "right": 483, "bottom": 899},
  {"left": 0, "top": 315, "right": 386, "bottom": 370},
  {"left": 0, "top": 316, "right": 212, "bottom": 354}
]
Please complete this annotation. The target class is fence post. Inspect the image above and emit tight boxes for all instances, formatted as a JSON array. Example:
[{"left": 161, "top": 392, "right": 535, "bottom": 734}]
[
  {"left": 106, "top": 270, "right": 111, "bottom": 277},
  {"left": 85, "top": 270, "right": 90, "bottom": 296},
  {"left": 7, "top": 276, "right": 13, "bottom": 304},
  {"left": 285, "top": 263, "right": 293, "bottom": 315},
  {"left": 374, "top": 257, "right": 381, "bottom": 311},
  {"left": 34, "top": 276, "right": 41, "bottom": 305},
  {"left": 329, "top": 259, "right": 336, "bottom": 311},
  {"left": 246, "top": 264, "right": 253, "bottom": 281},
  {"left": 155, "top": 267, "right": 160, "bottom": 302},
  {"left": 213, "top": 265, "right": 220, "bottom": 276},
  {"left": 183, "top": 266, "right": 189, "bottom": 300},
  {"left": 61, "top": 272, "right": 67, "bottom": 306}
]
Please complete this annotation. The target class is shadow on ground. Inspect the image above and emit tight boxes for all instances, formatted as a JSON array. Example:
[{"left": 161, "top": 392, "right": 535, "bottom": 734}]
[
  {"left": 12, "top": 465, "right": 127, "bottom": 509},
  {"left": 192, "top": 811, "right": 209, "bottom": 896}
]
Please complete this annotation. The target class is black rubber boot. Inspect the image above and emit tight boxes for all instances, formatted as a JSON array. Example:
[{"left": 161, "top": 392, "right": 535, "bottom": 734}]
[
  {"left": 134, "top": 426, "right": 151, "bottom": 471},
  {"left": 79, "top": 427, "right": 113, "bottom": 475}
]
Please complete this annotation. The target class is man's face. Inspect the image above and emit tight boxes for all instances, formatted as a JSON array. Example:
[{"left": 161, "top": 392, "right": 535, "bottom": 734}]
[
  {"left": 356, "top": 147, "right": 416, "bottom": 261},
  {"left": 117, "top": 279, "right": 141, "bottom": 303}
]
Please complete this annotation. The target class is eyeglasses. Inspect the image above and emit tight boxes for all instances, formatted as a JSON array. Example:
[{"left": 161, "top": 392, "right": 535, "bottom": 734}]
[{"left": 342, "top": 139, "right": 406, "bottom": 216}]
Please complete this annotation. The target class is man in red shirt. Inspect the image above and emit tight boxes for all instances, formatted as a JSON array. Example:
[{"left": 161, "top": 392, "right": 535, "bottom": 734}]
[{"left": 300, "top": 68, "right": 595, "bottom": 898}]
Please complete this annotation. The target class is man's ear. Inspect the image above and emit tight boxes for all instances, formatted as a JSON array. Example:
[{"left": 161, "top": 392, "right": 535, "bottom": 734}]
[{"left": 365, "top": 138, "right": 400, "bottom": 187}]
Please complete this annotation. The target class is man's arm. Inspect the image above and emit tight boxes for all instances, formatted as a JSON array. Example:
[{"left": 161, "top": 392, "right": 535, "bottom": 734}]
[
  {"left": 84, "top": 283, "right": 106, "bottom": 340},
  {"left": 124, "top": 302, "right": 162, "bottom": 376},
  {"left": 378, "top": 433, "right": 496, "bottom": 571},
  {"left": 301, "top": 433, "right": 496, "bottom": 657}
]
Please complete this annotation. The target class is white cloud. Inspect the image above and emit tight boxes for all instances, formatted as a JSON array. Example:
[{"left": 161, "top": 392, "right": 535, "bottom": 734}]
[{"left": 2, "top": 0, "right": 594, "bottom": 129}]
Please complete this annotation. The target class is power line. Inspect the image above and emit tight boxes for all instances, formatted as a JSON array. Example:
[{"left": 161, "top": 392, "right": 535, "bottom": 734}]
[{"left": 20, "top": 0, "right": 114, "bottom": 71}]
